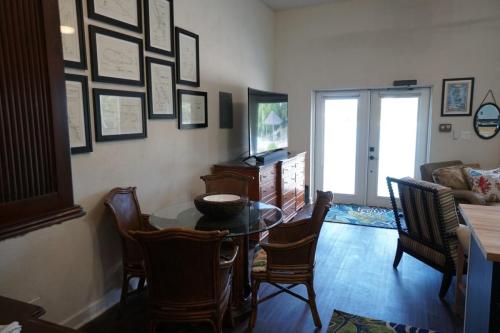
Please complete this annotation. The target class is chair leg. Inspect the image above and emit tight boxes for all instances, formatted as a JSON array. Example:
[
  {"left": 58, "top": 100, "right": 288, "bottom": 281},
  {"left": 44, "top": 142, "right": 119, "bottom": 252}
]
[
  {"left": 149, "top": 319, "right": 158, "bottom": 333},
  {"left": 455, "top": 246, "right": 466, "bottom": 314},
  {"left": 439, "top": 268, "right": 453, "bottom": 299},
  {"left": 248, "top": 279, "right": 261, "bottom": 330},
  {"left": 306, "top": 280, "right": 322, "bottom": 328},
  {"left": 393, "top": 241, "right": 403, "bottom": 269},
  {"left": 120, "top": 273, "right": 130, "bottom": 307}
]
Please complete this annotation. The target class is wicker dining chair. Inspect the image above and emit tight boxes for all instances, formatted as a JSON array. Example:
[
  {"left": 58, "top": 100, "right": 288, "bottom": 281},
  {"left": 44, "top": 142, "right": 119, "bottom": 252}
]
[
  {"left": 200, "top": 172, "right": 253, "bottom": 197},
  {"left": 248, "top": 190, "right": 333, "bottom": 329},
  {"left": 131, "top": 228, "right": 238, "bottom": 333},
  {"left": 387, "top": 177, "right": 465, "bottom": 298},
  {"left": 104, "top": 187, "right": 156, "bottom": 308}
]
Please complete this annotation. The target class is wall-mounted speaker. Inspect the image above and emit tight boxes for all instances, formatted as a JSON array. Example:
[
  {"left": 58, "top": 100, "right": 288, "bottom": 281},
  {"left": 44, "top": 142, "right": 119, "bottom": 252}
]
[{"left": 219, "top": 92, "right": 233, "bottom": 129}]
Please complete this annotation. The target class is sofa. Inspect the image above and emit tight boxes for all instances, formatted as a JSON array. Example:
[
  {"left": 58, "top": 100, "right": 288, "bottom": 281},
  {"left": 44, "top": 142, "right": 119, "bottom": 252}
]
[{"left": 420, "top": 160, "right": 500, "bottom": 206}]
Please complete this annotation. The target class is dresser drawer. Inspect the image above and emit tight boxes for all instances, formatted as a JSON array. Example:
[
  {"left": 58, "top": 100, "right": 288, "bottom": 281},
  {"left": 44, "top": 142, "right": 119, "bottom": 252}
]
[
  {"left": 260, "top": 182, "right": 277, "bottom": 200},
  {"left": 260, "top": 166, "right": 276, "bottom": 183},
  {"left": 282, "top": 190, "right": 296, "bottom": 204}
]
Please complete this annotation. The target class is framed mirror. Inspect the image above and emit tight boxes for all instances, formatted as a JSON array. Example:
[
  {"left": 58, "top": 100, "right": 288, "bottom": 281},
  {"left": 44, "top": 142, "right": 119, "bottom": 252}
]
[{"left": 474, "top": 103, "right": 500, "bottom": 139}]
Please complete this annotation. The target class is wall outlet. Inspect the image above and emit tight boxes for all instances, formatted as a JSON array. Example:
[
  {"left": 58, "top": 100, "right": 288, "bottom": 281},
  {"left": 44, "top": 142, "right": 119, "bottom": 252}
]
[{"left": 439, "top": 123, "right": 452, "bottom": 132}]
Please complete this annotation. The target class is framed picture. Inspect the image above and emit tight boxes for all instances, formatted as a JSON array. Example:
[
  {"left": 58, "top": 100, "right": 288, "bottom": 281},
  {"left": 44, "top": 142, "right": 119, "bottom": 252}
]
[
  {"left": 145, "top": 0, "right": 174, "bottom": 57},
  {"left": 87, "top": 0, "right": 142, "bottom": 33},
  {"left": 146, "top": 57, "right": 176, "bottom": 119},
  {"left": 58, "top": 0, "right": 86, "bottom": 69},
  {"left": 89, "top": 25, "right": 144, "bottom": 86},
  {"left": 93, "top": 89, "right": 147, "bottom": 141},
  {"left": 178, "top": 90, "right": 207, "bottom": 129},
  {"left": 65, "top": 74, "right": 92, "bottom": 154},
  {"left": 175, "top": 28, "right": 200, "bottom": 87},
  {"left": 441, "top": 77, "right": 475, "bottom": 116}
]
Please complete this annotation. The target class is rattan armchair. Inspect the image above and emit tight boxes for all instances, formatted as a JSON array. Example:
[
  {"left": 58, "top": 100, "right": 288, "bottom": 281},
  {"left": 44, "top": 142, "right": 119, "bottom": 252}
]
[
  {"left": 248, "top": 190, "right": 333, "bottom": 329},
  {"left": 200, "top": 172, "right": 253, "bottom": 197},
  {"left": 131, "top": 228, "right": 238, "bottom": 333},
  {"left": 104, "top": 187, "right": 156, "bottom": 308}
]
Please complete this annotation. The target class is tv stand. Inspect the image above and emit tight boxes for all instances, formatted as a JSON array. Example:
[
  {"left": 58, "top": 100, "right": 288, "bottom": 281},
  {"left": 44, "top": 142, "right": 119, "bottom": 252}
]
[
  {"left": 254, "top": 149, "right": 288, "bottom": 164},
  {"left": 213, "top": 152, "right": 306, "bottom": 241}
]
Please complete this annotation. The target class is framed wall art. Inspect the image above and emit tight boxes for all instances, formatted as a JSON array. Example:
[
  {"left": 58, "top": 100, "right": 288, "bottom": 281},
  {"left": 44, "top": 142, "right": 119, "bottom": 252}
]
[
  {"left": 89, "top": 25, "right": 144, "bottom": 86},
  {"left": 145, "top": 0, "right": 174, "bottom": 57},
  {"left": 441, "top": 77, "right": 475, "bottom": 117},
  {"left": 88, "top": 0, "right": 142, "bottom": 33},
  {"left": 58, "top": 0, "right": 86, "bottom": 69},
  {"left": 178, "top": 90, "right": 207, "bottom": 129},
  {"left": 146, "top": 57, "right": 176, "bottom": 119},
  {"left": 175, "top": 27, "right": 200, "bottom": 87},
  {"left": 93, "top": 89, "right": 147, "bottom": 141},
  {"left": 65, "top": 74, "right": 92, "bottom": 153}
]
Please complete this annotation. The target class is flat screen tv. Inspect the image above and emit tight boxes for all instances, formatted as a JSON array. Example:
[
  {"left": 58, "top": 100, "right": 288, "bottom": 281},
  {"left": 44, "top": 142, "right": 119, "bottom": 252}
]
[{"left": 248, "top": 88, "right": 288, "bottom": 157}]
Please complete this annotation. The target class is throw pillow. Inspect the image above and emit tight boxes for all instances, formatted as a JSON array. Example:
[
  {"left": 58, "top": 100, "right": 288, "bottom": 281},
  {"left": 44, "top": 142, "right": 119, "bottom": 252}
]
[
  {"left": 463, "top": 167, "right": 500, "bottom": 202},
  {"left": 432, "top": 163, "right": 480, "bottom": 190}
]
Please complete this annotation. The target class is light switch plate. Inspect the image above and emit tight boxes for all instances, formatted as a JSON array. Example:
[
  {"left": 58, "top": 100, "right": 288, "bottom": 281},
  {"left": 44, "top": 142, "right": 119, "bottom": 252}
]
[{"left": 439, "top": 124, "right": 452, "bottom": 132}]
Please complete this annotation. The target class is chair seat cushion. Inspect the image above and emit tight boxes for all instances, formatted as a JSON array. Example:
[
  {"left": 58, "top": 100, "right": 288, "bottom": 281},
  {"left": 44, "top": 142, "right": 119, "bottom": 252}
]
[
  {"left": 456, "top": 224, "right": 471, "bottom": 255},
  {"left": 252, "top": 247, "right": 267, "bottom": 273}
]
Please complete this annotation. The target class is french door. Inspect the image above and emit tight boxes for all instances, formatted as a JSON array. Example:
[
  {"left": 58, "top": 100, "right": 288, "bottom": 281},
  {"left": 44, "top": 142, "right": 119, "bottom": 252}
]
[{"left": 314, "top": 88, "right": 430, "bottom": 207}]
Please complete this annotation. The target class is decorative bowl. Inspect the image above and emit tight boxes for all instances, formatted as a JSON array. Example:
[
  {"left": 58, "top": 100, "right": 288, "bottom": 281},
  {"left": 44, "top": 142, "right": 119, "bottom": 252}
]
[{"left": 194, "top": 193, "right": 248, "bottom": 219}]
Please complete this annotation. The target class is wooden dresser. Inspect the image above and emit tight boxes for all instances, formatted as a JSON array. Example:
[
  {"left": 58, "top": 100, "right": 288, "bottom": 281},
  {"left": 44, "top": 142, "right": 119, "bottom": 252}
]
[{"left": 213, "top": 152, "right": 306, "bottom": 227}]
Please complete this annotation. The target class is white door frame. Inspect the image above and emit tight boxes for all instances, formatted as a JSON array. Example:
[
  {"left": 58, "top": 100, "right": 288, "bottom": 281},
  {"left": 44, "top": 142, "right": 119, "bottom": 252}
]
[{"left": 312, "top": 87, "right": 431, "bottom": 206}]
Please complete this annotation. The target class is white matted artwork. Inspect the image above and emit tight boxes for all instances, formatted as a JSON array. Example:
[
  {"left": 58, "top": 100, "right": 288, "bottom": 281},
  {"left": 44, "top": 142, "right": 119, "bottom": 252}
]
[
  {"left": 88, "top": 0, "right": 141, "bottom": 32},
  {"left": 178, "top": 90, "right": 207, "bottom": 129},
  {"left": 175, "top": 28, "right": 200, "bottom": 87},
  {"left": 145, "top": 0, "right": 174, "bottom": 56},
  {"left": 93, "top": 89, "right": 147, "bottom": 141},
  {"left": 441, "top": 77, "right": 475, "bottom": 116},
  {"left": 89, "top": 25, "right": 144, "bottom": 86},
  {"left": 65, "top": 74, "right": 91, "bottom": 153},
  {"left": 146, "top": 57, "right": 176, "bottom": 119},
  {"left": 59, "top": 0, "right": 86, "bottom": 68}
]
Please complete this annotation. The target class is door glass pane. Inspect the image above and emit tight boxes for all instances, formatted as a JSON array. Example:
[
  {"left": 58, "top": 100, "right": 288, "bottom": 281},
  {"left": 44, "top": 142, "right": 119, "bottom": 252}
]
[
  {"left": 377, "top": 97, "right": 419, "bottom": 197},
  {"left": 323, "top": 98, "right": 358, "bottom": 194}
]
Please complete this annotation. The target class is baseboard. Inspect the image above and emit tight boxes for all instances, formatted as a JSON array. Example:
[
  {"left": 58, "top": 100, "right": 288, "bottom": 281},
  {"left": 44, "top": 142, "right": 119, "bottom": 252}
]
[{"left": 60, "top": 287, "right": 122, "bottom": 329}]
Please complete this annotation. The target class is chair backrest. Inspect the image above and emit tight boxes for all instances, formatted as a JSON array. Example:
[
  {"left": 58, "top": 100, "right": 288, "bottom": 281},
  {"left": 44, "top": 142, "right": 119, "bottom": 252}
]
[
  {"left": 104, "top": 187, "right": 145, "bottom": 264},
  {"left": 309, "top": 190, "right": 334, "bottom": 236},
  {"left": 387, "top": 177, "right": 459, "bottom": 255},
  {"left": 420, "top": 160, "right": 463, "bottom": 182},
  {"left": 200, "top": 172, "right": 252, "bottom": 197},
  {"left": 132, "top": 228, "right": 228, "bottom": 307}
]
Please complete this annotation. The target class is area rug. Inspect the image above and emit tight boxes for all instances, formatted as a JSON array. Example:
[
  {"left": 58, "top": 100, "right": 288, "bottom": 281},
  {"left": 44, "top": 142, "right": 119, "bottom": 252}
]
[
  {"left": 324, "top": 204, "right": 402, "bottom": 229},
  {"left": 327, "top": 310, "right": 439, "bottom": 333}
]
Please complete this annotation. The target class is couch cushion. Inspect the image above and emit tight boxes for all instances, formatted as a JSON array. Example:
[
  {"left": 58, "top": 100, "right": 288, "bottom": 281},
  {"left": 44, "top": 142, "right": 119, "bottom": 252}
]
[
  {"left": 432, "top": 164, "right": 480, "bottom": 190},
  {"left": 464, "top": 167, "right": 500, "bottom": 202},
  {"left": 252, "top": 247, "right": 267, "bottom": 273}
]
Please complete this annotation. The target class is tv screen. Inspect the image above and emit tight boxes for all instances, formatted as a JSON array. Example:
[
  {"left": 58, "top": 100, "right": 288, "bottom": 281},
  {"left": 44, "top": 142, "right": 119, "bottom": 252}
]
[{"left": 248, "top": 88, "right": 288, "bottom": 156}]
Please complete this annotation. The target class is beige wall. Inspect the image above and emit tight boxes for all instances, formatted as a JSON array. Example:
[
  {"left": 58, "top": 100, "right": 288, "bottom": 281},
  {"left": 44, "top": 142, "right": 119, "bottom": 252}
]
[
  {"left": 274, "top": 0, "right": 500, "bottom": 183},
  {"left": 0, "top": 0, "right": 274, "bottom": 326}
]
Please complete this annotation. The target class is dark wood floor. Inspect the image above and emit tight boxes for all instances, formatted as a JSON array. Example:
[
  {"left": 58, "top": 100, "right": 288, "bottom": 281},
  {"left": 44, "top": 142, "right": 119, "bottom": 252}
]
[{"left": 82, "top": 214, "right": 463, "bottom": 333}]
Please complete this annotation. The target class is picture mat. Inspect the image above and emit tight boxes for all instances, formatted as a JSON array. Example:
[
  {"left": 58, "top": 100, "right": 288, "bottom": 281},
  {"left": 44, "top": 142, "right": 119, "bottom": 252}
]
[
  {"left": 443, "top": 79, "right": 472, "bottom": 114},
  {"left": 99, "top": 95, "right": 144, "bottom": 135},
  {"left": 95, "top": 33, "right": 141, "bottom": 81},
  {"left": 148, "top": 0, "right": 171, "bottom": 51},
  {"left": 93, "top": 0, "right": 138, "bottom": 26},
  {"left": 151, "top": 62, "right": 174, "bottom": 115},
  {"left": 178, "top": 33, "right": 197, "bottom": 82},
  {"left": 59, "top": 0, "right": 81, "bottom": 62},
  {"left": 65, "top": 80, "right": 86, "bottom": 148},
  {"left": 181, "top": 94, "right": 206, "bottom": 124}
]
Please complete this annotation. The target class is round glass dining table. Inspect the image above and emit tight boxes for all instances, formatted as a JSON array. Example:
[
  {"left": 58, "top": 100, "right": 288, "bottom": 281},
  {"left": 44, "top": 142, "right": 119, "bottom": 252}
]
[
  {"left": 150, "top": 200, "right": 283, "bottom": 320},
  {"left": 150, "top": 201, "right": 283, "bottom": 237}
]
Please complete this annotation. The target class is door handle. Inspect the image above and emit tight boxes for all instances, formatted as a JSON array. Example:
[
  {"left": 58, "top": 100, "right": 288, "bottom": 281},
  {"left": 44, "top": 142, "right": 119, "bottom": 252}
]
[{"left": 369, "top": 155, "right": 376, "bottom": 161}]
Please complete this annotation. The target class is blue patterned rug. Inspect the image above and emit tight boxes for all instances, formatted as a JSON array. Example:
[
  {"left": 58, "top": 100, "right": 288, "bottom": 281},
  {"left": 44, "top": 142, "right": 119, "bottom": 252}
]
[
  {"left": 325, "top": 204, "right": 401, "bottom": 230},
  {"left": 327, "top": 310, "right": 439, "bottom": 333}
]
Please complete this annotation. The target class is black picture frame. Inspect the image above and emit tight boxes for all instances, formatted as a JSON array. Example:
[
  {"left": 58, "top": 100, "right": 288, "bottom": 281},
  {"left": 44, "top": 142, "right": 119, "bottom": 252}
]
[
  {"left": 145, "top": 0, "right": 174, "bottom": 57},
  {"left": 87, "top": 0, "right": 142, "bottom": 33},
  {"left": 441, "top": 77, "right": 475, "bottom": 117},
  {"left": 178, "top": 89, "right": 208, "bottom": 129},
  {"left": 175, "top": 27, "right": 200, "bottom": 87},
  {"left": 93, "top": 89, "right": 147, "bottom": 141},
  {"left": 65, "top": 74, "right": 92, "bottom": 154},
  {"left": 89, "top": 25, "right": 145, "bottom": 86},
  {"left": 146, "top": 57, "right": 176, "bottom": 119},
  {"left": 59, "top": 0, "right": 87, "bottom": 69}
]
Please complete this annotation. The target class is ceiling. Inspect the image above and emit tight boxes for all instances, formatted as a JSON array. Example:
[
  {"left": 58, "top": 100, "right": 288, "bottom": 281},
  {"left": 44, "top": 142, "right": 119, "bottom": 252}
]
[{"left": 260, "top": 0, "right": 338, "bottom": 11}]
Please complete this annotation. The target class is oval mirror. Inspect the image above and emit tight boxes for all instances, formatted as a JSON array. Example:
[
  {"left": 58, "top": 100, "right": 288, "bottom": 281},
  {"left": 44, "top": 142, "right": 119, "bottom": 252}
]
[{"left": 474, "top": 103, "right": 500, "bottom": 139}]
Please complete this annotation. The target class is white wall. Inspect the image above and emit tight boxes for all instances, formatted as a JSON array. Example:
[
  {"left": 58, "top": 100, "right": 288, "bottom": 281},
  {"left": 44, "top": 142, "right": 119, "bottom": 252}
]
[
  {"left": 274, "top": 0, "right": 500, "bottom": 183},
  {"left": 0, "top": 0, "right": 274, "bottom": 326}
]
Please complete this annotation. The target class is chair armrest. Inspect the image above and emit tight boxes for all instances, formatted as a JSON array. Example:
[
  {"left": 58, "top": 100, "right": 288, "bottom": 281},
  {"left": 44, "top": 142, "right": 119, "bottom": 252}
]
[
  {"left": 268, "top": 218, "right": 311, "bottom": 243},
  {"left": 220, "top": 242, "right": 239, "bottom": 269},
  {"left": 261, "top": 234, "right": 317, "bottom": 269},
  {"left": 452, "top": 189, "right": 486, "bottom": 205},
  {"left": 141, "top": 214, "right": 158, "bottom": 231}
]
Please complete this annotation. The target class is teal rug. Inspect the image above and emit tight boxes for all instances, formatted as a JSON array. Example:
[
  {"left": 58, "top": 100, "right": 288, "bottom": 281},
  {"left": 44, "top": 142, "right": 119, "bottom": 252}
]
[
  {"left": 325, "top": 204, "right": 401, "bottom": 230},
  {"left": 327, "top": 310, "right": 439, "bottom": 333}
]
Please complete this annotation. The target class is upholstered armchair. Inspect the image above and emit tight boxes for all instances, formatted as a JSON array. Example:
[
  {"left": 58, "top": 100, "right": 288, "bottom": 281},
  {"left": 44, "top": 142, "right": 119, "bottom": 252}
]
[{"left": 387, "top": 177, "right": 467, "bottom": 298}]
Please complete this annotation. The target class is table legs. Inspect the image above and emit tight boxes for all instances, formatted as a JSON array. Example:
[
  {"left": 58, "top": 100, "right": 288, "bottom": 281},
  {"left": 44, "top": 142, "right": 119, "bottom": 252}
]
[
  {"left": 464, "top": 234, "right": 500, "bottom": 332},
  {"left": 229, "top": 234, "right": 252, "bottom": 322}
]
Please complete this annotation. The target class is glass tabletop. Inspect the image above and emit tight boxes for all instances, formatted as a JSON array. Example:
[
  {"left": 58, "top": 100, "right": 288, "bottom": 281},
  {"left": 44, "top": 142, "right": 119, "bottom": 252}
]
[{"left": 150, "top": 201, "right": 283, "bottom": 237}]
